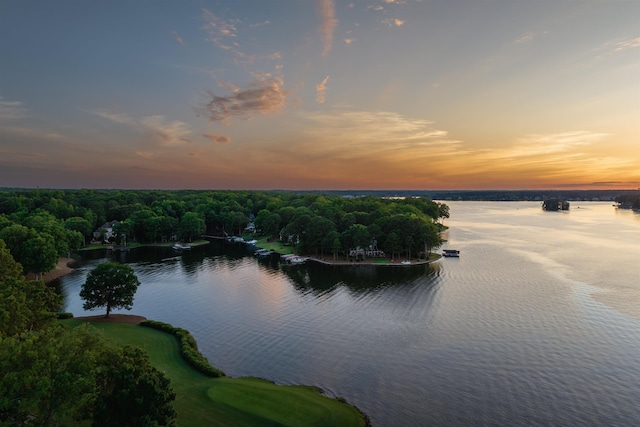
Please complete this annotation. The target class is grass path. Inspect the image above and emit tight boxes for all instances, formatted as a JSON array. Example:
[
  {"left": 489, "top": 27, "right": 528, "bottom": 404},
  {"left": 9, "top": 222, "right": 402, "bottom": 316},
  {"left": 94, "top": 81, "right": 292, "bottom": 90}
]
[{"left": 62, "top": 320, "right": 366, "bottom": 427}]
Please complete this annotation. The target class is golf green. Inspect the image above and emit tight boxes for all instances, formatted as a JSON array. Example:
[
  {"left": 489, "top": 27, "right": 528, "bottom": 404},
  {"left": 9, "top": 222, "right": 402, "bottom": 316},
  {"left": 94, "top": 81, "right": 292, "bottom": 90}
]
[{"left": 61, "top": 320, "right": 367, "bottom": 427}]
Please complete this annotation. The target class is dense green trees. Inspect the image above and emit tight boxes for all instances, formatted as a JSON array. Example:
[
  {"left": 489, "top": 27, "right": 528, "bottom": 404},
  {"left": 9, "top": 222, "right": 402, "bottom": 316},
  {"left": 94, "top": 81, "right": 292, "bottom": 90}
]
[
  {"left": 0, "top": 189, "right": 448, "bottom": 261},
  {"left": 80, "top": 262, "right": 141, "bottom": 317},
  {"left": 0, "top": 324, "right": 104, "bottom": 425},
  {"left": 0, "top": 224, "right": 58, "bottom": 278},
  {"left": 0, "top": 243, "right": 176, "bottom": 426},
  {"left": 178, "top": 212, "right": 205, "bottom": 242},
  {"left": 0, "top": 240, "right": 61, "bottom": 336}
]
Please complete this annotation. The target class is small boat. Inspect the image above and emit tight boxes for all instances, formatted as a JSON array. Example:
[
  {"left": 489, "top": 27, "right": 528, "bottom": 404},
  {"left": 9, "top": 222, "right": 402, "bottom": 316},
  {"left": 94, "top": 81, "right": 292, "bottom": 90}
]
[
  {"left": 173, "top": 243, "right": 192, "bottom": 251},
  {"left": 281, "top": 254, "right": 307, "bottom": 264},
  {"left": 401, "top": 260, "right": 411, "bottom": 265},
  {"left": 254, "top": 249, "right": 273, "bottom": 258},
  {"left": 442, "top": 249, "right": 460, "bottom": 257}
]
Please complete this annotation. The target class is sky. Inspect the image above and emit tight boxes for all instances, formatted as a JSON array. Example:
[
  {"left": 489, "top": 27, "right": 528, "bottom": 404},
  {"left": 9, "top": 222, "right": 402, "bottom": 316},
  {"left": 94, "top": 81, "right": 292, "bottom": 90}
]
[{"left": 1, "top": 0, "right": 639, "bottom": 190}]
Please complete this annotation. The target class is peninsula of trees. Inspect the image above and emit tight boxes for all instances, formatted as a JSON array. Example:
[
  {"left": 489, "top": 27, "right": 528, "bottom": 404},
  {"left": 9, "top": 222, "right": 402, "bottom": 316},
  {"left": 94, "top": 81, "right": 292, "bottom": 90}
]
[{"left": 0, "top": 189, "right": 448, "bottom": 275}]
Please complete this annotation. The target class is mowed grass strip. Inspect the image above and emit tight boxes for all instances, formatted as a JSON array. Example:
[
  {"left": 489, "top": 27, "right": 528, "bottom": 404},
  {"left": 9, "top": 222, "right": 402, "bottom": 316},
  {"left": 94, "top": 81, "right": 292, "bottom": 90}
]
[
  {"left": 61, "top": 320, "right": 366, "bottom": 427},
  {"left": 254, "top": 237, "right": 294, "bottom": 254}
]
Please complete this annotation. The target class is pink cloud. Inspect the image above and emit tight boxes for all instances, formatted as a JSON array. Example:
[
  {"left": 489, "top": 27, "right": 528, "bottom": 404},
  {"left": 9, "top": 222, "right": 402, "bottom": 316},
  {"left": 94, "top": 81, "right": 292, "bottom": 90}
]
[
  {"left": 317, "top": 0, "right": 338, "bottom": 56},
  {"left": 169, "top": 30, "right": 184, "bottom": 45},
  {"left": 316, "top": 75, "right": 330, "bottom": 104},
  {"left": 202, "top": 133, "right": 231, "bottom": 144}
]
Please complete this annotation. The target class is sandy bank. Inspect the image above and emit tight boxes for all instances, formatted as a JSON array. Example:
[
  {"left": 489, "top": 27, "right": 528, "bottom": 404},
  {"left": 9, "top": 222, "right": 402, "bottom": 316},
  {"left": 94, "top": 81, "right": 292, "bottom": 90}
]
[{"left": 26, "top": 258, "right": 76, "bottom": 283}]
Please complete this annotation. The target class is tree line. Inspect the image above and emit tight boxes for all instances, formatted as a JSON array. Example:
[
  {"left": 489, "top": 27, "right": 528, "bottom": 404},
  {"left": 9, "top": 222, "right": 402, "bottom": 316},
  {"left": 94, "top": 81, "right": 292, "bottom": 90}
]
[
  {"left": 615, "top": 193, "right": 640, "bottom": 210},
  {"left": 0, "top": 189, "right": 449, "bottom": 270}
]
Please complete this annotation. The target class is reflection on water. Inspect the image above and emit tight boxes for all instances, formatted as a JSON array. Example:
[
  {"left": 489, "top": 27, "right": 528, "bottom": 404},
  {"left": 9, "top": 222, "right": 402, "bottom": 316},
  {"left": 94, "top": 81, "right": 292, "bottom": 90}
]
[
  {"left": 283, "top": 261, "right": 440, "bottom": 294},
  {"left": 58, "top": 202, "right": 640, "bottom": 426}
]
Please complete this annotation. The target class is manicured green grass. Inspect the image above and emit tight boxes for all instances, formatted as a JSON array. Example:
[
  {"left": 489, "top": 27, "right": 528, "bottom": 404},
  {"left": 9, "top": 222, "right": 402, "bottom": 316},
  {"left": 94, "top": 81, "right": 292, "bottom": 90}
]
[
  {"left": 255, "top": 237, "right": 294, "bottom": 255},
  {"left": 79, "top": 244, "right": 109, "bottom": 251},
  {"left": 61, "top": 320, "right": 366, "bottom": 427}
]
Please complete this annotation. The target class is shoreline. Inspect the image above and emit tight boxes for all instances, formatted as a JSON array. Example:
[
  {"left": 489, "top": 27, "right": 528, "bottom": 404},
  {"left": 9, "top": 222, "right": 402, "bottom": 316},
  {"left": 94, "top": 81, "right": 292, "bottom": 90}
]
[
  {"left": 305, "top": 254, "right": 441, "bottom": 266},
  {"left": 27, "top": 257, "right": 77, "bottom": 283}
]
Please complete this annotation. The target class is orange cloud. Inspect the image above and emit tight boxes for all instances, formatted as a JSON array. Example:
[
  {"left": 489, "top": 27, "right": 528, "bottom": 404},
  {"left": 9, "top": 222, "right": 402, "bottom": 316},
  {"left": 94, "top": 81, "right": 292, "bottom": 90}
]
[
  {"left": 202, "top": 133, "right": 231, "bottom": 144},
  {"left": 381, "top": 18, "right": 405, "bottom": 27},
  {"left": 201, "top": 9, "right": 245, "bottom": 58},
  {"left": 315, "top": 75, "right": 330, "bottom": 103}
]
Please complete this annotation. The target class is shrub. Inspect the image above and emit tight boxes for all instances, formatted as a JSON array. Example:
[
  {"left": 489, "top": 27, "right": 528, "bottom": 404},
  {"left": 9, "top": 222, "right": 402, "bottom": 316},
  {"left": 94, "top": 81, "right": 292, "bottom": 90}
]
[
  {"left": 56, "top": 312, "right": 74, "bottom": 319},
  {"left": 140, "top": 320, "right": 225, "bottom": 377}
]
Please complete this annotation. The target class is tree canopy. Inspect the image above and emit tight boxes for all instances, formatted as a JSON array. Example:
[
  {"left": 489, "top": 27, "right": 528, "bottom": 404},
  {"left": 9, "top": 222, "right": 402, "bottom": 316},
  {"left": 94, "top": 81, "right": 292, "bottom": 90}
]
[
  {"left": 0, "top": 189, "right": 450, "bottom": 261},
  {"left": 80, "top": 262, "right": 141, "bottom": 317},
  {"left": 0, "top": 245, "right": 176, "bottom": 426}
]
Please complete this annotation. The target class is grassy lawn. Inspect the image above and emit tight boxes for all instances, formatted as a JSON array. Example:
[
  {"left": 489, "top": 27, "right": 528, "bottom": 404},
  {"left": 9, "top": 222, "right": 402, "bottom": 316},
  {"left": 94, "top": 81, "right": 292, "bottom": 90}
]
[
  {"left": 255, "top": 236, "right": 294, "bottom": 255},
  {"left": 61, "top": 320, "right": 366, "bottom": 427}
]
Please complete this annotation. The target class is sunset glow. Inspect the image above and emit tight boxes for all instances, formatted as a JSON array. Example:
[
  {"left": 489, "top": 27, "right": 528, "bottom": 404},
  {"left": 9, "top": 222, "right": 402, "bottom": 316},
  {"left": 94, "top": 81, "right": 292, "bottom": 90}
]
[{"left": 1, "top": 1, "right": 638, "bottom": 190}]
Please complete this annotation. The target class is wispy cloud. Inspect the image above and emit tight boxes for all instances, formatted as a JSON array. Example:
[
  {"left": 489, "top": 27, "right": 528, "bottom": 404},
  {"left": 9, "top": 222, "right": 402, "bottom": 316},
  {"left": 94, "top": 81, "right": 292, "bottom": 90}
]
[
  {"left": 614, "top": 36, "right": 640, "bottom": 52},
  {"left": 94, "top": 111, "right": 192, "bottom": 146},
  {"left": 381, "top": 18, "right": 405, "bottom": 27},
  {"left": 199, "top": 74, "right": 287, "bottom": 123},
  {"left": 202, "top": 133, "right": 231, "bottom": 144},
  {"left": 140, "top": 116, "right": 191, "bottom": 146},
  {"left": 201, "top": 8, "right": 243, "bottom": 57},
  {"left": 0, "top": 97, "right": 28, "bottom": 120},
  {"left": 316, "top": 75, "right": 330, "bottom": 104},
  {"left": 250, "top": 21, "right": 271, "bottom": 28},
  {"left": 516, "top": 32, "right": 534, "bottom": 43},
  {"left": 298, "top": 108, "right": 457, "bottom": 155},
  {"left": 317, "top": 0, "right": 338, "bottom": 56},
  {"left": 508, "top": 131, "right": 608, "bottom": 156},
  {"left": 169, "top": 30, "right": 184, "bottom": 45},
  {"left": 0, "top": 125, "right": 65, "bottom": 140},
  {"left": 93, "top": 111, "right": 134, "bottom": 125},
  {"left": 369, "top": 1, "right": 405, "bottom": 11},
  {"left": 441, "top": 131, "right": 621, "bottom": 185}
]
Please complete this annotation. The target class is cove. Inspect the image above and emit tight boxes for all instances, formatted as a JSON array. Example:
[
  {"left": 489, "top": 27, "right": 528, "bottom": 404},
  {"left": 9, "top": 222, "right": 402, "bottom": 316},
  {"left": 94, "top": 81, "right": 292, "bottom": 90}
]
[{"left": 57, "top": 201, "right": 640, "bottom": 426}]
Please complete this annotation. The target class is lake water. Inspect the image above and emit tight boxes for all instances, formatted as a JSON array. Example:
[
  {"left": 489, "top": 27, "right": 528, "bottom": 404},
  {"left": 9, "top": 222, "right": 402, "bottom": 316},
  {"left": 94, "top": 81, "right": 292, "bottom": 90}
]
[{"left": 58, "top": 201, "right": 640, "bottom": 426}]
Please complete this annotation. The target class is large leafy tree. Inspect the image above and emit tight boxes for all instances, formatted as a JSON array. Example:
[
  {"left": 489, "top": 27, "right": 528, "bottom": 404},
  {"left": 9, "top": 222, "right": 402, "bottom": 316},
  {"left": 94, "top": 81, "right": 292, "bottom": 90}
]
[
  {"left": 178, "top": 212, "right": 205, "bottom": 242},
  {"left": 93, "top": 345, "right": 177, "bottom": 427},
  {"left": 0, "top": 238, "right": 22, "bottom": 281},
  {"left": 0, "top": 224, "right": 58, "bottom": 278},
  {"left": 0, "top": 239, "right": 61, "bottom": 337},
  {"left": 0, "top": 324, "right": 104, "bottom": 425},
  {"left": 80, "top": 262, "right": 140, "bottom": 317},
  {"left": 64, "top": 216, "right": 94, "bottom": 245}
]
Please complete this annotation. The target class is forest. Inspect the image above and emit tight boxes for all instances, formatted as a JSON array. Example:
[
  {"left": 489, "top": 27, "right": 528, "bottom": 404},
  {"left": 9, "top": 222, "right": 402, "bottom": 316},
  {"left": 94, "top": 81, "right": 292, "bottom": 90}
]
[{"left": 0, "top": 189, "right": 448, "bottom": 277}]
